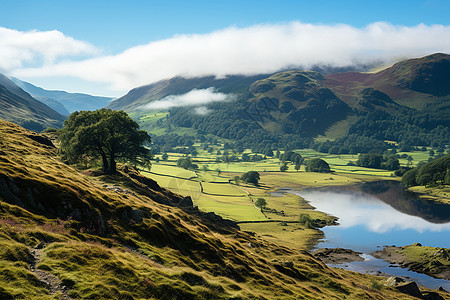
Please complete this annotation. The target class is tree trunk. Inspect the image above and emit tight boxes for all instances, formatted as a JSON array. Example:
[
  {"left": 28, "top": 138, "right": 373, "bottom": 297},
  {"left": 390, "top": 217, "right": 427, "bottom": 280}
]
[
  {"left": 99, "top": 149, "right": 109, "bottom": 172},
  {"left": 109, "top": 153, "right": 116, "bottom": 174}
]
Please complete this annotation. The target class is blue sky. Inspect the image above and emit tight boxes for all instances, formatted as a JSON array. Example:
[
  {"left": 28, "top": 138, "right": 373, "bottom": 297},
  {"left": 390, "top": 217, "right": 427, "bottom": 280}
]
[{"left": 2, "top": 0, "right": 450, "bottom": 96}]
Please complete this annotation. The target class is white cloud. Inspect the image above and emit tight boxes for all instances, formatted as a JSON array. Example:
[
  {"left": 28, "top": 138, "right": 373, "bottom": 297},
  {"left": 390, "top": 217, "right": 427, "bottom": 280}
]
[
  {"left": 0, "top": 27, "right": 98, "bottom": 73},
  {"left": 140, "top": 88, "right": 234, "bottom": 110},
  {"left": 194, "top": 106, "right": 213, "bottom": 115},
  {"left": 4, "top": 22, "right": 450, "bottom": 95}
]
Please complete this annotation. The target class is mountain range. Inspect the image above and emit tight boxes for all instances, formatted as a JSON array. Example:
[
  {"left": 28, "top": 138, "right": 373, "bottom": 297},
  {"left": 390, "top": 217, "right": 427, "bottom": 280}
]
[
  {"left": 107, "top": 53, "right": 450, "bottom": 149},
  {"left": 11, "top": 77, "right": 113, "bottom": 114},
  {"left": 0, "top": 74, "right": 66, "bottom": 132},
  {"left": 1, "top": 53, "right": 448, "bottom": 144}
]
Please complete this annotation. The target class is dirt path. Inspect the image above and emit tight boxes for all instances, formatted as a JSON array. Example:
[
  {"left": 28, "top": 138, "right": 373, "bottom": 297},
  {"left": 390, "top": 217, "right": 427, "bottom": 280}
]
[{"left": 29, "top": 244, "right": 71, "bottom": 299}]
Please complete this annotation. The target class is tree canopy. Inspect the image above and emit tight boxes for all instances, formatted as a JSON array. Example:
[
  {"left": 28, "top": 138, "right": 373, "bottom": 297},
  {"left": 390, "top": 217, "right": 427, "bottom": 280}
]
[
  {"left": 402, "top": 154, "right": 450, "bottom": 187},
  {"left": 59, "top": 109, "right": 152, "bottom": 174},
  {"left": 177, "top": 157, "right": 198, "bottom": 170},
  {"left": 255, "top": 198, "right": 267, "bottom": 212},
  {"left": 305, "top": 158, "right": 330, "bottom": 173},
  {"left": 241, "top": 171, "right": 260, "bottom": 185}
]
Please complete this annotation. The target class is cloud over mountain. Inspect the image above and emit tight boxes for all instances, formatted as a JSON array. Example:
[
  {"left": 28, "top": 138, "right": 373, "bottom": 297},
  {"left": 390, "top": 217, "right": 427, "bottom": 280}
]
[
  {"left": 4, "top": 22, "right": 450, "bottom": 94},
  {"left": 140, "top": 88, "right": 234, "bottom": 110}
]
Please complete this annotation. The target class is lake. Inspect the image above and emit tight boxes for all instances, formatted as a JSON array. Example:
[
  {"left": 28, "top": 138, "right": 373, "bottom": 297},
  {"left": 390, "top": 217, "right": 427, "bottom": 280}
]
[{"left": 288, "top": 181, "right": 450, "bottom": 290}]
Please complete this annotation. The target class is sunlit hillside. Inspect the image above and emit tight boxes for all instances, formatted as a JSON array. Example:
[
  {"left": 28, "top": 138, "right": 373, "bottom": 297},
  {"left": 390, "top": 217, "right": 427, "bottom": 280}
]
[{"left": 0, "top": 119, "right": 432, "bottom": 299}]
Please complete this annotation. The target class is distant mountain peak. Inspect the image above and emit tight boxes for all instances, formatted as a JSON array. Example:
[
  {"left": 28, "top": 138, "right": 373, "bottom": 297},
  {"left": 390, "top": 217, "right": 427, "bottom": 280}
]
[
  {"left": 11, "top": 78, "right": 113, "bottom": 113},
  {"left": 388, "top": 52, "right": 450, "bottom": 96},
  {"left": 0, "top": 74, "right": 66, "bottom": 131}
]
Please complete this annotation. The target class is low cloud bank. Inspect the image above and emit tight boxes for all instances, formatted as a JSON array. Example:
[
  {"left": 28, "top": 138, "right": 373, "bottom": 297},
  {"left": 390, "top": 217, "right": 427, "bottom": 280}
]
[
  {"left": 140, "top": 88, "right": 235, "bottom": 110},
  {"left": 3, "top": 22, "right": 450, "bottom": 94}
]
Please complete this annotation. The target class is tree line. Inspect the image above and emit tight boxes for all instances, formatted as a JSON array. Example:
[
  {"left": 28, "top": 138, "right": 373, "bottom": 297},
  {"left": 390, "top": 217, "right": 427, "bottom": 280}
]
[{"left": 402, "top": 154, "right": 450, "bottom": 187}]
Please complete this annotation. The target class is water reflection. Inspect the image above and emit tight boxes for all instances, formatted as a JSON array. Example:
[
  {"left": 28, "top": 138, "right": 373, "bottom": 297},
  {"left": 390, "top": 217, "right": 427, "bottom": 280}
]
[
  {"left": 292, "top": 181, "right": 450, "bottom": 251},
  {"left": 361, "top": 181, "right": 450, "bottom": 223},
  {"left": 293, "top": 189, "right": 450, "bottom": 234},
  {"left": 288, "top": 181, "right": 450, "bottom": 289}
]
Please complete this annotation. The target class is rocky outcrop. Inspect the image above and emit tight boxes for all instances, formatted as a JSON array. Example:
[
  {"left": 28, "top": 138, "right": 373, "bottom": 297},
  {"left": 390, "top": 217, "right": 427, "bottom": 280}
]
[
  {"left": 372, "top": 245, "right": 450, "bottom": 280},
  {"left": 26, "top": 134, "right": 55, "bottom": 148},
  {"left": 385, "top": 277, "right": 423, "bottom": 298},
  {"left": 312, "top": 248, "right": 364, "bottom": 264}
]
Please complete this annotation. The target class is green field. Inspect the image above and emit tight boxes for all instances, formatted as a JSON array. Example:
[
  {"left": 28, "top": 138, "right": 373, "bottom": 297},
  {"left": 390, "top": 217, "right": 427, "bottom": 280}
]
[
  {"left": 201, "top": 182, "right": 247, "bottom": 196},
  {"left": 143, "top": 148, "right": 443, "bottom": 249},
  {"left": 150, "top": 164, "right": 197, "bottom": 178}
]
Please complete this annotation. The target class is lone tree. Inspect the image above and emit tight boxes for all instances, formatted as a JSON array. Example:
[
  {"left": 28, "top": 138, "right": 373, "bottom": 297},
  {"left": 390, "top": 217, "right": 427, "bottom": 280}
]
[
  {"left": 306, "top": 158, "right": 330, "bottom": 173},
  {"left": 59, "top": 109, "right": 152, "bottom": 174},
  {"left": 255, "top": 198, "right": 267, "bottom": 212},
  {"left": 241, "top": 171, "right": 260, "bottom": 185}
]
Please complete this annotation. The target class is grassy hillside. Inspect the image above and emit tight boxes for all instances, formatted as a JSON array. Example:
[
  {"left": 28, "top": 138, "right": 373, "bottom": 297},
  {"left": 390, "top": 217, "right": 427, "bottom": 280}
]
[
  {"left": 0, "top": 74, "right": 65, "bottom": 132},
  {"left": 0, "top": 118, "right": 433, "bottom": 299}
]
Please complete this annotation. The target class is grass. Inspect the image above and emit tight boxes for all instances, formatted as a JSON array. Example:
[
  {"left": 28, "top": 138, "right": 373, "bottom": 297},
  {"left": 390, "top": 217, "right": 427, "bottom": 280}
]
[
  {"left": 259, "top": 171, "right": 363, "bottom": 189},
  {"left": 40, "top": 241, "right": 212, "bottom": 299},
  {"left": 408, "top": 185, "right": 450, "bottom": 205},
  {"left": 201, "top": 182, "right": 246, "bottom": 196},
  {"left": 239, "top": 222, "right": 322, "bottom": 250},
  {"left": 194, "top": 193, "right": 266, "bottom": 222},
  {"left": 143, "top": 149, "right": 405, "bottom": 250},
  {"left": 394, "top": 245, "right": 450, "bottom": 279},
  {"left": 149, "top": 164, "right": 197, "bottom": 179},
  {"left": 0, "top": 119, "right": 443, "bottom": 299}
]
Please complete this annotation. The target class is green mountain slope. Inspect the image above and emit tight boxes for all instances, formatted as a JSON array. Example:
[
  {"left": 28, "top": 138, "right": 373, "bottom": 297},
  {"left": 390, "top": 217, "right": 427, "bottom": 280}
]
[
  {"left": 0, "top": 118, "right": 428, "bottom": 299},
  {"left": 246, "top": 70, "right": 350, "bottom": 136},
  {"left": 324, "top": 53, "right": 450, "bottom": 109},
  {"left": 11, "top": 77, "right": 113, "bottom": 113},
  {"left": 0, "top": 74, "right": 66, "bottom": 132},
  {"left": 107, "top": 74, "right": 270, "bottom": 112},
  {"left": 107, "top": 53, "right": 449, "bottom": 149}
]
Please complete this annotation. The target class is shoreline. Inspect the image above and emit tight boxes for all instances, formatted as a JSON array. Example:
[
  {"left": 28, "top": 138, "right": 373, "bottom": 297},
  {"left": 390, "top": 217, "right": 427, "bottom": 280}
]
[
  {"left": 372, "top": 245, "right": 450, "bottom": 281},
  {"left": 273, "top": 182, "right": 450, "bottom": 285}
]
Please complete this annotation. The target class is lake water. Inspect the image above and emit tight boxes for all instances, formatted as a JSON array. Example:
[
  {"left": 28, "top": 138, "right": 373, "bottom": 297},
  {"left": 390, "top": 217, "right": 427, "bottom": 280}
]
[{"left": 287, "top": 181, "right": 450, "bottom": 290}]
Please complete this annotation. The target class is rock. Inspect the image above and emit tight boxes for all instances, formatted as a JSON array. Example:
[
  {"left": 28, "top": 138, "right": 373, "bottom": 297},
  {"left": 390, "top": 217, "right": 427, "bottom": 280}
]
[
  {"left": 384, "top": 277, "right": 422, "bottom": 298},
  {"left": 120, "top": 208, "right": 145, "bottom": 223},
  {"left": 422, "top": 291, "right": 445, "bottom": 300},
  {"left": 129, "top": 209, "right": 145, "bottom": 222},
  {"left": 438, "top": 286, "right": 447, "bottom": 292},
  {"left": 413, "top": 242, "right": 422, "bottom": 246},
  {"left": 0, "top": 175, "right": 23, "bottom": 206},
  {"left": 178, "top": 196, "right": 193, "bottom": 207},
  {"left": 312, "top": 248, "right": 364, "bottom": 264},
  {"left": 26, "top": 134, "right": 55, "bottom": 148},
  {"left": 395, "top": 281, "right": 423, "bottom": 298}
]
